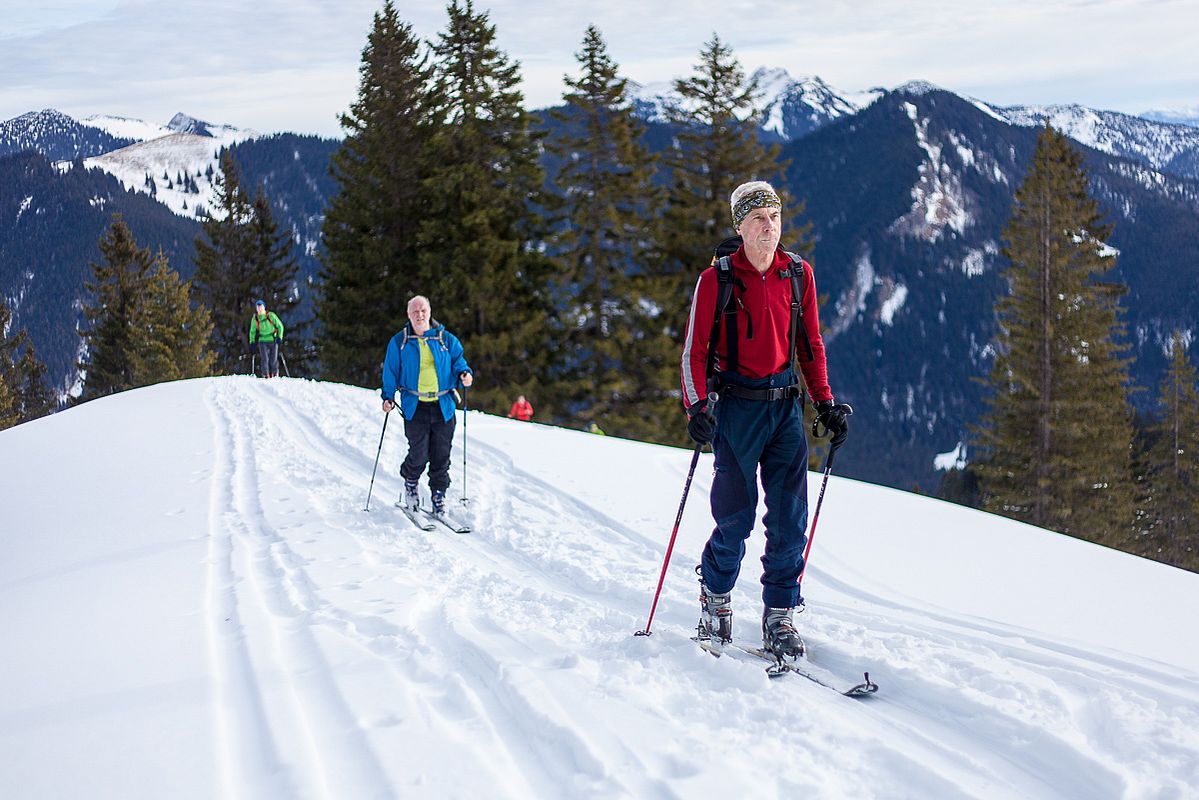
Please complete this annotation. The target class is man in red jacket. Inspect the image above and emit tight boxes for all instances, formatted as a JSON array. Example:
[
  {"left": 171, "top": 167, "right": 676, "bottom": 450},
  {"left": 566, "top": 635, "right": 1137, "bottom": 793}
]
[{"left": 681, "top": 180, "right": 851, "bottom": 661}]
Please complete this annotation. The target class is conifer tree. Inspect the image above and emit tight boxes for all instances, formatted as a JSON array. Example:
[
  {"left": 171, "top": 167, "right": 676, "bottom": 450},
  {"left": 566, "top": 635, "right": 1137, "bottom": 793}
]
[
  {"left": 81, "top": 218, "right": 216, "bottom": 399},
  {"left": 318, "top": 0, "right": 442, "bottom": 387},
  {"left": 1138, "top": 331, "right": 1199, "bottom": 569},
  {"left": 126, "top": 255, "right": 217, "bottom": 385},
  {"left": 974, "top": 125, "right": 1136, "bottom": 545},
  {"left": 658, "top": 35, "right": 792, "bottom": 345},
  {"left": 79, "top": 216, "right": 157, "bottom": 399},
  {"left": 0, "top": 370, "right": 16, "bottom": 431},
  {"left": 416, "top": 0, "right": 553, "bottom": 413},
  {"left": 193, "top": 150, "right": 255, "bottom": 373},
  {"left": 247, "top": 186, "right": 304, "bottom": 365},
  {"left": 0, "top": 297, "right": 55, "bottom": 427},
  {"left": 544, "top": 25, "right": 674, "bottom": 439}
]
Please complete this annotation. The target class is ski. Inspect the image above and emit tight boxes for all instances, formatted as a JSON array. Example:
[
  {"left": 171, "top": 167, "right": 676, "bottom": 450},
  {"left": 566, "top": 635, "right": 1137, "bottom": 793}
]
[
  {"left": 395, "top": 500, "right": 435, "bottom": 530},
  {"left": 693, "top": 635, "right": 878, "bottom": 697},
  {"left": 421, "top": 508, "right": 471, "bottom": 534}
]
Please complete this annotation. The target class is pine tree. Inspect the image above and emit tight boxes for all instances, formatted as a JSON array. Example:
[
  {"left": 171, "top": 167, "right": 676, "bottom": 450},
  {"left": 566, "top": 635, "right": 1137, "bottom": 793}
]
[
  {"left": 126, "top": 254, "right": 216, "bottom": 385},
  {"left": 1137, "top": 331, "right": 1199, "bottom": 569},
  {"left": 974, "top": 125, "right": 1136, "bottom": 545},
  {"left": 658, "top": 35, "right": 793, "bottom": 345},
  {"left": 317, "top": 0, "right": 442, "bottom": 387},
  {"left": 79, "top": 216, "right": 157, "bottom": 399},
  {"left": 544, "top": 25, "right": 674, "bottom": 439},
  {"left": 0, "top": 297, "right": 55, "bottom": 427},
  {"left": 247, "top": 186, "right": 304, "bottom": 367},
  {"left": 193, "top": 150, "right": 255, "bottom": 373},
  {"left": 415, "top": 0, "right": 553, "bottom": 413},
  {"left": 0, "top": 370, "right": 16, "bottom": 430}
]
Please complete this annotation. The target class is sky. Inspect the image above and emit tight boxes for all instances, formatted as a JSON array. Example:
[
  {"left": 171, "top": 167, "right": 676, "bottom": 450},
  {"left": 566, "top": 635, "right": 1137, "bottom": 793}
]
[{"left": 1, "top": 0, "right": 1195, "bottom": 138}]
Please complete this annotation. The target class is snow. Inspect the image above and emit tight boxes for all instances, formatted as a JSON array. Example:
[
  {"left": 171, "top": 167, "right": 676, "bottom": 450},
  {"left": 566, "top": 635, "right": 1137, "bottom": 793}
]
[
  {"left": 878, "top": 283, "right": 907, "bottom": 325},
  {"left": 933, "top": 442, "right": 968, "bottom": 471},
  {"left": 2, "top": 376, "right": 1198, "bottom": 798},
  {"left": 48, "top": 113, "right": 259, "bottom": 221},
  {"left": 81, "top": 114, "right": 173, "bottom": 143},
  {"left": 889, "top": 103, "right": 971, "bottom": 243}
]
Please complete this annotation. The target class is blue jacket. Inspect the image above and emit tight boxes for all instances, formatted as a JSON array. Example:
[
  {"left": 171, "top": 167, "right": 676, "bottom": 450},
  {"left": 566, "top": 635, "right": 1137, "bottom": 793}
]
[{"left": 381, "top": 321, "right": 471, "bottom": 422}]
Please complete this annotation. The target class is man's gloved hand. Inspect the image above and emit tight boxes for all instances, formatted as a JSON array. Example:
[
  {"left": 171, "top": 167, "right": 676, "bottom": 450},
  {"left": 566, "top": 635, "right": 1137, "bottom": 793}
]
[
  {"left": 813, "top": 400, "right": 851, "bottom": 448},
  {"left": 687, "top": 400, "right": 715, "bottom": 445}
]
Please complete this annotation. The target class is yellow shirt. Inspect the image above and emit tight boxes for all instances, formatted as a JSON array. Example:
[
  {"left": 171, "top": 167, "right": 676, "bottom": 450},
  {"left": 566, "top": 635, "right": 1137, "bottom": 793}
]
[{"left": 417, "top": 337, "right": 439, "bottom": 401}]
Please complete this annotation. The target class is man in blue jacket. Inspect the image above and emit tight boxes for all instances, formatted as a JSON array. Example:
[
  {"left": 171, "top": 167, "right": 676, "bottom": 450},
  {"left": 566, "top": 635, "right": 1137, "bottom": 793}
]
[{"left": 381, "top": 295, "right": 473, "bottom": 514}]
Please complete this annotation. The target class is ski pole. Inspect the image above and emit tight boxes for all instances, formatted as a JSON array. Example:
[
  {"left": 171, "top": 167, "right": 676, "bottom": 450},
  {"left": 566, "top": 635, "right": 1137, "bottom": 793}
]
[
  {"left": 460, "top": 386, "right": 469, "bottom": 505},
  {"left": 364, "top": 411, "right": 390, "bottom": 512},
  {"left": 279, "top": 351, "right": 290, "bottom": 378},
  {"left": 636, "top": 392, "right": 718, "bottom": 637},
  {"left": 798, "top": 403, "right": 852, "bottom": 584}
]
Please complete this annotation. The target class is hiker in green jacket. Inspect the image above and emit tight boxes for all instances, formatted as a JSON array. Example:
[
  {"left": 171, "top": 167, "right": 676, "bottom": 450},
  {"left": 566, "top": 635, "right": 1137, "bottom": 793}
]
[{"left": 248, "top": 299, "right": 284, "bottom": 378}]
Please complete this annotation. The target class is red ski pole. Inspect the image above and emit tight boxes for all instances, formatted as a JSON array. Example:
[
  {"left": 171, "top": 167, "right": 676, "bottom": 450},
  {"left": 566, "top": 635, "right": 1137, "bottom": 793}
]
[
  {"left": 635, "top": 442, "right": 704, "bottom": 637},
  {"left": 798, "top": 403, "right": 852, "bottom": 584}
]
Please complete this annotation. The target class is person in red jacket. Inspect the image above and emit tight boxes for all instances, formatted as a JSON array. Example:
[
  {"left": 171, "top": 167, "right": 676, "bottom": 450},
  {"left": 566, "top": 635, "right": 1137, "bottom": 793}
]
[
  {"left": 681, "top": 180, "right": 851, "bottom": 662},
  {"left": 507, "top": 395, "right": 534, "bottom": 421}
]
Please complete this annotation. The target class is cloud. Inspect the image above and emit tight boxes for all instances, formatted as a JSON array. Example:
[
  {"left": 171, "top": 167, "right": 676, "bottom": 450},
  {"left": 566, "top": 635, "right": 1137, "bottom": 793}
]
[{"left": 1, "top": 0, "right": 1195, "bottom": 135}]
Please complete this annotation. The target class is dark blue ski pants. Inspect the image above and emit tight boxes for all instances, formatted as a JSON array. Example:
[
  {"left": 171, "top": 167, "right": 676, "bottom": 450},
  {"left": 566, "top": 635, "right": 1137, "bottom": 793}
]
[{"left": 700, "top": 370, "right": 809, "bottom": 609}]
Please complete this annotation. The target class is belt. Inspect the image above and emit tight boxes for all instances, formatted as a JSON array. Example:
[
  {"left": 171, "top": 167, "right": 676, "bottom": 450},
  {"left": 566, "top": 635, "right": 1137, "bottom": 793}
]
[
  {"left": 402, "top": 388, "right": 454, "bottom": 399},
  {"left": 720, "top": 383, "right": 802, "bottom": 402}
]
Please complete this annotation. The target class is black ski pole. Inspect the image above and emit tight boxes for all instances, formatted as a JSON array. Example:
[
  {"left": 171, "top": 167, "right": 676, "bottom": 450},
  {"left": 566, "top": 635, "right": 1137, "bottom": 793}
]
[
  {"left": 636, "top": 392, "right": 718, "bottom": 637},
  {"left": 460, "top": 386, "right": 469, "bottom": 506},
  {"left": 364, "top": 411, "right": 390, "bottom": 512}
]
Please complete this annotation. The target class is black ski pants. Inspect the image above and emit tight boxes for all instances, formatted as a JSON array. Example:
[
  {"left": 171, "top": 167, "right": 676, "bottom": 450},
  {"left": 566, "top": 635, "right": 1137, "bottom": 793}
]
[
  {"left": 256, "top": 340, "right": 279, "bottom": 377},
  {"left": 401, "top": 401, "right": 456, "bottom": 491}
]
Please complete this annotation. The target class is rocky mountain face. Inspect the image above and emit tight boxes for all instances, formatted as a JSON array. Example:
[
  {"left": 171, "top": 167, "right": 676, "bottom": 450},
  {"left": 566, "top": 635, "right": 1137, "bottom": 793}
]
[{"left": 4, "top": 84, "right": 1198, "bottom": 491}]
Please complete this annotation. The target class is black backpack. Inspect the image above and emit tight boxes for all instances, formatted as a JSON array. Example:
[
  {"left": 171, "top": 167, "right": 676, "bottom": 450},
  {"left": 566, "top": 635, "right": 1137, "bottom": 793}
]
[{"left": 705, "top": 235, "right": 815, "bottom": 390}]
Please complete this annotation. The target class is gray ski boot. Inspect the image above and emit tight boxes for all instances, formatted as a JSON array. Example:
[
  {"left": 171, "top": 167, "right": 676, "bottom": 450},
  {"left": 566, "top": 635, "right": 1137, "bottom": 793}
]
[
  {"left": 403, "top": 478, "right": 420, "bottom": 511},
  {"left": 697, "top": 571, "right": 733, "bottom": 644},
  {"left": 430, "top": 488, "right": 447, "bottom": 515},
  {"left": 762, "top": 606, "right": 806, "bottom": 659}
]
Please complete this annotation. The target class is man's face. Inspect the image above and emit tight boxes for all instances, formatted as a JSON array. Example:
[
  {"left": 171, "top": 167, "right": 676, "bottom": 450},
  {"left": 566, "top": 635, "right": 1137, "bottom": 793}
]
[
  {"left": 256, "top": 303, "right": 265, "bottom": 314},
  {"left": 738, "top": 206, "right": 782, "bottom": 253},
  {"left": 408, "top": 300, "right": 431, "bottom": 328}
]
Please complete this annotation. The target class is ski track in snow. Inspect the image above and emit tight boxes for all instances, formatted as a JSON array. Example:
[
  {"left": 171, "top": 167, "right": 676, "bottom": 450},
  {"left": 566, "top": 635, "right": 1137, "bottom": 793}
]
[{"left": 179, "top": 377, "right": 1199, "bottom": 799}]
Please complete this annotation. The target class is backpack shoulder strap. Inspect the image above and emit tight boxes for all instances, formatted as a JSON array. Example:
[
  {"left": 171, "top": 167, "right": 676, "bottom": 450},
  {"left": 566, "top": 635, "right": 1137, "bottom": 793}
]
[
  {"left": 781, "top": 251, "right": 815, "bottom": 362},
  {"left": 706, "top": 256, "right": 739, "bottom": 386}
]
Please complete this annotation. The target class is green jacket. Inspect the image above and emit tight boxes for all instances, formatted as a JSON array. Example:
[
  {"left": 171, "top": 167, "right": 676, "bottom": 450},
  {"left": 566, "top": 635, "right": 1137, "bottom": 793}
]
[{"left": 249, "top": 311, "right": 284, "bottom": 344}]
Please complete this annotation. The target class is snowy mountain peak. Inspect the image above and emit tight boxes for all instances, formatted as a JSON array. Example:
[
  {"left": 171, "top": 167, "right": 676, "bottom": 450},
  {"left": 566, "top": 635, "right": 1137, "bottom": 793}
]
[
  {"left": 166, "top": 112, "right": 214, "bottom": 137},
  {"left": 893, "top": 79, "right": 943, "bottom": 96},
  {"left": 999, "top": 102, "right": 1199, "bottom": 177},
  {"left": 631, "top": 68, "right": 875, "bottom": 140}
]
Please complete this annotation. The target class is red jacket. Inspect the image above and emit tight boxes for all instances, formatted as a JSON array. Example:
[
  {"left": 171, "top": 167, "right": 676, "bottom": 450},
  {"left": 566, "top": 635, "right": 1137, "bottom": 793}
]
[
  {"left": 508, "top": 398, "right": 534, "bottom": 421},
  {"left": 681, "top": 245, "right": 831, "bottom": 407}
]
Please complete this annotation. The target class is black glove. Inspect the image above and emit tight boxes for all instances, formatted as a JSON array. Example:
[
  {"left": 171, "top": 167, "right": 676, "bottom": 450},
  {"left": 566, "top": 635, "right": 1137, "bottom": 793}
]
[
  {"left": 813, "top": 400, "right": 851, "bottom": 448},
  {"left": 686, "top": 400, "right": 715, "bottom": 445}
]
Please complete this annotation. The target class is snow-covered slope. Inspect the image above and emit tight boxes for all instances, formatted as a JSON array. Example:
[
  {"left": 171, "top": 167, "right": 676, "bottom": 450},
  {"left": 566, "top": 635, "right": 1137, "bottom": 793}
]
[
  {"left": 26, "top": 111, "right": 260, "bottom": 220},
  {"left": 2, "top": 377, "right": 1197, "bottom": 798},
  {"left": 79, "top": 135, "right": 224, "bottom": 219}
]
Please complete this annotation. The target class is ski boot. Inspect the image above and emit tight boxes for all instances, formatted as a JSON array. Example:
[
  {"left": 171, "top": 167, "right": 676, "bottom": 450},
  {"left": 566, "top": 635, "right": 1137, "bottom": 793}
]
[
  {"left": 430, "top": 488, "right": 447, "bottom": 515},
  {"left": 403, "top": 478, "right": 420, "bottom": 511},
  {"left": 696, "top": 568, "right": 733, "bottom": 645},
  {"left": 762, "top": 606, "right": 806, "bottom": 660}
]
